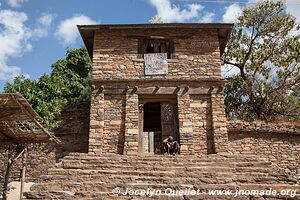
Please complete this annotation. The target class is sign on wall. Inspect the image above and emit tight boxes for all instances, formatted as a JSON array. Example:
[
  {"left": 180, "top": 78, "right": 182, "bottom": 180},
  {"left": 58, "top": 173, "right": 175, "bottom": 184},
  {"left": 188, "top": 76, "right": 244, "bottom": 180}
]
[{"left": 144, "top": 53, "right": 168, "bottom": 75}]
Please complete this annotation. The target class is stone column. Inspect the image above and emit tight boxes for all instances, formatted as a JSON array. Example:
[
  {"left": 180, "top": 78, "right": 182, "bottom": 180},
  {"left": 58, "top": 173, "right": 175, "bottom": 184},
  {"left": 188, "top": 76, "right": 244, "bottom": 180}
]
[
  {"left": 177, "top": 93, "right": 194, "bottom": 155},
  {"left": 123, "top": 94, "right": 140, "bottom": 155},
  {"left": 89, "top": 90, "right": 105, "bottom": 154},
  {"left": 143, "top": 132, "right": 149, "bottom": 153},
  {"left": 138, "top": 103, "right": 144, "bottom": 153},
  {"left": 211, "top": 93, "right": 228, "bottom": 153}
]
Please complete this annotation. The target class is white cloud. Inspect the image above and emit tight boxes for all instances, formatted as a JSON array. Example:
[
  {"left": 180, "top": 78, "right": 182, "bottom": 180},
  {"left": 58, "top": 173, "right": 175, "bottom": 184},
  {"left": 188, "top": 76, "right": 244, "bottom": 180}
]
[
  {"left": 37, "top": 13, "right": 54, "bottom": 27},
  {"left": 0, "top": 10, "right": 50, "bottom": 81},
  {"left": 6, "top": 0, "right": 27, "bottom": 8},
  {"left": 199, "top": 12, "right": 215, "bottom": 23},
  {"left": 0, "top": 9, "right": 30, "bottom": 80},
  {"left": 55, "top": 14, "right": 97, "bottom": 46},
  {"left": 149, "top": 0, "right": 203, "bottom": 23},
  {"left": 222, "top": 3, "right": 243, "bottom": 23},
  {"left": 0, "top": 62, "right": 21, "bottom": 81},
  {"left": 221, "top": 64, "right": 240, "bottom": 78},
  {"left": 32, "top": 13, "right": 55, "bottom": 38}
]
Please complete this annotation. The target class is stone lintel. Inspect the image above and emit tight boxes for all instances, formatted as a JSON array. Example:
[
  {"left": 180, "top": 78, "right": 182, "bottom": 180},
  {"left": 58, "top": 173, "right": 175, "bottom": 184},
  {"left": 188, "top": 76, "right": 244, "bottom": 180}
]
[
  {"left": 89, "top": 79, "right": 226, "bottom": 86},
  {"left": 96, "top": 86, "right": 223, "bottom": 95}
]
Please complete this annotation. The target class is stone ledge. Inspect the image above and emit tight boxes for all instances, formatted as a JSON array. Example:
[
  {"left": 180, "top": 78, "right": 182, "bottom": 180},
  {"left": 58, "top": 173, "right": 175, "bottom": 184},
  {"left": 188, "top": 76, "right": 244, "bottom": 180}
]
[{"left": 228, "top": 120, "right": 300, "bottom": 135}]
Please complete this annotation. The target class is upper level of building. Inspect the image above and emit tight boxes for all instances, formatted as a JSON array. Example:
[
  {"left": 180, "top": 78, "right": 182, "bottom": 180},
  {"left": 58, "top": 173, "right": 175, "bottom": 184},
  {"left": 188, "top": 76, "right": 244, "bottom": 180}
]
[{"left": 78, "top": 23, "right": 233, "bottom": 82}]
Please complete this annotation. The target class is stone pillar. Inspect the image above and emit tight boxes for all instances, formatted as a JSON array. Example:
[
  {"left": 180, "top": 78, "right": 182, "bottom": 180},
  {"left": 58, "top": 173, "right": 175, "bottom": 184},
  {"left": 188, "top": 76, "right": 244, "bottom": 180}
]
[
  {"left": 177, "top": 93, "right": 194, "bottom": 155},
  {"left": 123, "top": 94, "right": 139, "bottom": 155},
  {"left": 89, "top": 90, "right": 105, "bottom": 154},
  {"left": 143, "top": 132, "right": 154, "bottom": 154},
  {"left": 138, "top": 103, "right": 144, "bottom": 153},
  {"left": 143, "top": 132, "right": 149, "bottom": 153},
  {"left": 149, "top": 132, "right": 154, "bottom": 154},
  {"left": 211, "top": 93, "right": 228, "bottom": 153}
]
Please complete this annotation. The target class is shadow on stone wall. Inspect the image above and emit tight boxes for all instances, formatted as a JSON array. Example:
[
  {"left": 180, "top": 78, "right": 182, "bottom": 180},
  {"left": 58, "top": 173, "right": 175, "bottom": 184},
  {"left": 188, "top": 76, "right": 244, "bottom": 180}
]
[
  {"left": 52, "top": 102, "right": 90, "bottom": 160},
  {"left": 206, "top": 99, "right": 215, "bottom": 154},
  {"left": 117, "top": 99, "right": 126, "bottom": 155}
]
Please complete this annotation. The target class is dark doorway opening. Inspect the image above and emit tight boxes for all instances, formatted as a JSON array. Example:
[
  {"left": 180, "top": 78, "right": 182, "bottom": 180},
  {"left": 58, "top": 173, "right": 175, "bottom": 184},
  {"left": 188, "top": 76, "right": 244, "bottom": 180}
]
[
  {"left": 143, "top": 102, "right": 162, "bottom": 154},
  {"left": 143, "top": 102, "right": 161, "bottom": 132}
]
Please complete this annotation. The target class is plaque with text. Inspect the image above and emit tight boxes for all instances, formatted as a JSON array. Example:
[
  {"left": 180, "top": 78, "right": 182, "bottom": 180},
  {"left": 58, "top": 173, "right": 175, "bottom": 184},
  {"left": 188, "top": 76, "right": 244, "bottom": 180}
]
[{"left": 144, "top": 53, "right": 168, "bottom": 75}]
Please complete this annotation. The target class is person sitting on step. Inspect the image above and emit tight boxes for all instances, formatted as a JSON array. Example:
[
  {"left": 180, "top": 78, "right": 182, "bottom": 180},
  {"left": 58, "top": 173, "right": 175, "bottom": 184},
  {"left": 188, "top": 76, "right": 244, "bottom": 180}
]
[{"left": 163, "top": 136, "right": 179, "bottom": 155}]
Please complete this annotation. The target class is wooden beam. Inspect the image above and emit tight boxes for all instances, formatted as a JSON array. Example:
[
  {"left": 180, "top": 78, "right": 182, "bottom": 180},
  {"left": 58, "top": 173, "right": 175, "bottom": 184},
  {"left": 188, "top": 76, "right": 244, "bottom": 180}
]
[
  {"left": 0, "top": 129, "right": 14, "bottom": 141},
  {"left": 20, "top": 147, "right": 27, "bottom": 200},
  {"left": 12, "top": 95, "right": 60, "bottom": 144}
]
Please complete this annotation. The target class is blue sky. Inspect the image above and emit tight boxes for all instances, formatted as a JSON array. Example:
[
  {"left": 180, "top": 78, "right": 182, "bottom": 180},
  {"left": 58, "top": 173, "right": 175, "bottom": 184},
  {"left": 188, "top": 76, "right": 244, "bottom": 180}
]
[{"left": 0, "top": 0, "right": 299, "bottom": 91}]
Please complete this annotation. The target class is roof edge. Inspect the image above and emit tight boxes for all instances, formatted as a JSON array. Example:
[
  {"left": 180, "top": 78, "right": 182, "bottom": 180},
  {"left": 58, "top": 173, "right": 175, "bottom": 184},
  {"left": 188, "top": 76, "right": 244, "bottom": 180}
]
[{"left": 77, "top": 23, "right": 234, "bottom": 30}]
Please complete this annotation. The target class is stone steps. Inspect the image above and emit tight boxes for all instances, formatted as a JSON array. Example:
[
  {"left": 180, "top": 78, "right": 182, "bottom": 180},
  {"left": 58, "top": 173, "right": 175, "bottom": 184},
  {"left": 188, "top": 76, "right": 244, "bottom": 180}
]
[
  {"left": 55, "top": 165, "right": 273, "bottom": 174},
  {"left": 26, "top": 190, "right": 298, "bottom": 200},
  {"left": 40, "top": 173, "right": 297, "bottom": 185},
  {"left": 25, "top": 191, "right": 255, "bottom": 200},
  {"left": 31, "top": 181, "right": 300, "bottom": 192},
  {"left": 25, "top": 153, "right": 300, "bottom": 199},
  {"left": 41, "top": 171, "right": 289, "bottom": 180},
  {"left": 61, "top": 160, "right": 272, "bottom": 169},
  {"left": 46, "top": 167, "right": 277, "bottom": 179},
  {"left": 62, "top": 153, "right": 268, "bottom": 163},
  {"left": 43, "top": 166, "right": 296, "bottom": 185}
]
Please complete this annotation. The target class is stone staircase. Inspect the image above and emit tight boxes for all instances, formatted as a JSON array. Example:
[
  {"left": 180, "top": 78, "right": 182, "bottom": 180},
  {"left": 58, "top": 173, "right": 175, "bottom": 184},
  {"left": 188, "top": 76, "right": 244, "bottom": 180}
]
[{"left": 25, "top": 153, "right": 300, "bottom": 199}]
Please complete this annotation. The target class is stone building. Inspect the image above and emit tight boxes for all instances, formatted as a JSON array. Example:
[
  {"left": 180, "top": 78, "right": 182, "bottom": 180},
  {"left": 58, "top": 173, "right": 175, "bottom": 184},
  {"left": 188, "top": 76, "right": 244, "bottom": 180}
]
[
  {"left": 78, "top": 23, "right": 233, "bottom": 156},
  {"left": 1, "top": 24, "right": 300, "bottom": 200}
]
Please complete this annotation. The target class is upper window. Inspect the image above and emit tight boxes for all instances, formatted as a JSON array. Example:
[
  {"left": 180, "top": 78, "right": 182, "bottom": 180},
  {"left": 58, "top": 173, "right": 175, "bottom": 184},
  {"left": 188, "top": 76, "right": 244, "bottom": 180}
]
[{"left": 138, "top": 39, "right": 174, "bottom": 59}]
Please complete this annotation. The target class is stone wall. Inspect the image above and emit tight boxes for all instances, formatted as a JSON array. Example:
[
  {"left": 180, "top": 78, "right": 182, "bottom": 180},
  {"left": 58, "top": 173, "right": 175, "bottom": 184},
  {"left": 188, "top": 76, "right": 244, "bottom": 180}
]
[
  {"left": 177, "top": 93, "right": 194, "bottom": 155},
  {"left": 211, "top": 93, "right": 228, "bottom": 153},
  {"left": 123, "top": 94, "right": 140, "bottom": 155},
  {"left": 103, "top": 94, "right": 125, "bottom": 154},
  {"left": 89, "top": 92, "right": 104, "bottom": 154},
  {"left": 88, "top": 26, "right": 227, "bottom": 156},
  {"left": 0, "top": 146, "right": 57, "bottom": 194},
  {"left": 190, "top": 95, "right": 214, "bottom": 154},
  {"left": 89, "top": 80, "right": 227, "bottom": 155},
  {"left": 92, "top": 28, "right": 221, "bottom": 80},
  {"left": 53, "top": 103, "right": 90, "bottom": 157},
  {"left": 227, "top": 121, "right": 300, "bottom": 171},
  {"left": 0, "top": 103, "right": 90, "bottom": 192}
]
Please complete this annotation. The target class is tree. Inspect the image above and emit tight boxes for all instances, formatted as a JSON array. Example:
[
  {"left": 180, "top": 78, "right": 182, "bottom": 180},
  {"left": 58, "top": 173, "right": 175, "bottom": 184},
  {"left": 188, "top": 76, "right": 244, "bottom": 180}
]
[
  {"left": 4, "top": 47, "right": 92, "bottom": 128},
  {"left": 223, "top": 0, "right": 300, "bottom": 121}
]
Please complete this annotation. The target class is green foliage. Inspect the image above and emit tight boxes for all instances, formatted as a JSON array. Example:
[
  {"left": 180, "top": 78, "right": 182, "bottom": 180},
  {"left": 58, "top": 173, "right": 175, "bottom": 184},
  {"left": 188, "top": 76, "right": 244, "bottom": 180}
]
[
  {"left": 223, "top": 0, "right": 300, "bottom": 121},
  {"left": 4, "top": 47, "right": 92, "bottom": 128}
]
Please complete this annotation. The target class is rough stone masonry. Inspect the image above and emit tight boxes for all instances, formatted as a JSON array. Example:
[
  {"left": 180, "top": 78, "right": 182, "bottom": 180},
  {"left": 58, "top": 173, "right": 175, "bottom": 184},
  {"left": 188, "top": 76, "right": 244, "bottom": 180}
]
[{"left": 78, "top": 23, "right": 233, "bottom": 156}]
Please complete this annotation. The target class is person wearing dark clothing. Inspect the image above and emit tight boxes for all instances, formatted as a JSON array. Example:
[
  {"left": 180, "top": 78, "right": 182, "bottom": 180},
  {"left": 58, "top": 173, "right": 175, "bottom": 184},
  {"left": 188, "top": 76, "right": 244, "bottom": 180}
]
[{"left": 163, "top": 136, "right": 179, "bottom": 155}]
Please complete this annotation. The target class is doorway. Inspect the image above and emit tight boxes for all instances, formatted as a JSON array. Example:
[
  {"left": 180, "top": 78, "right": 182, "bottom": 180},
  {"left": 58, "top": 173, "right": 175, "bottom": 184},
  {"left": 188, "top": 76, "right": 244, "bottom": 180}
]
[
  {"left": 143, "top": 102, "right": 162, "bottom": 154},
  {"left": 139, "top": 95, "right": 179, "bottom": 154},
  {"left": 143, "top": 102, "right": 162, "bottom": 132}
]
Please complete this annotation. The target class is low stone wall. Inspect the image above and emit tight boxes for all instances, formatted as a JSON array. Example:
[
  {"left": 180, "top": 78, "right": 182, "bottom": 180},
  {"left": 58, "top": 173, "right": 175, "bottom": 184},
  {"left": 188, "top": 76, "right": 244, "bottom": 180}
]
[
  {"left": 227, "top": 120, "right": 300, "bottom": 171},
  {"left": 0, "top": 102, "right": 90, "bottom": 193}
]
